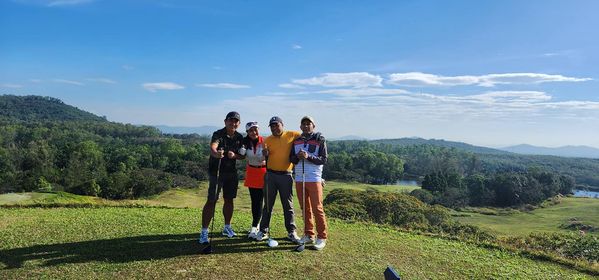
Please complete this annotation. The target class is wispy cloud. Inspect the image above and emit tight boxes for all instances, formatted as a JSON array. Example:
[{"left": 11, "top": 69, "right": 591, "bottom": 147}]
[
  {"left": 47, "top": 0, "right": 94, "bottom": 6},
  {"left": 1, "top": 83, "right": 24, "bottom": 88},
  {"left": 143, "top": 82, "right": 184, "bottom": 92},
  {"left": 86, "top": 78, "right": 116, "bottom": 84},
  {"left": 122, "top": 65, "right": 134, "bottom": 71},
  {"left": 12, "top": 0, "right": 95, "bottom": 7},
  {"left": 53, "top": 79, "right": 84, "bottom": 86},
  {"left": 197, "top": 83, "right": 250, "bottom": 89},
  {"left": 292, "top": 72, "right": 383, "bottom": 88},
  {"left": 292, "top": 44, "right": 302, "bottom": 50},
  {"left": 387, "top": 72, "right": 592, "bottom": 87},
  {"left": 278, "top": 83, "right": 304, "bottom": 89},
  {"left": 29, "top": 79, "right": 42, "bottom": 83}
]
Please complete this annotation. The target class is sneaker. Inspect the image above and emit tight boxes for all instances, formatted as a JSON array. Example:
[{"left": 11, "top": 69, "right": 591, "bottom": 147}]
[
  {"left": 288, "top": 231, "right": 301, "bottom": 244},
  {"left": 222, "top": 226, "right": 237, "bottom": 238},
  {"left": 314, "top": 238, "right": 326, "bottom": 250},
  {"left": 248, "top": 227, "right": 258, "bottom": 239},
  {"left": 299, "top": 235, "right": 314, "bottom": 244},
  {"left": 199, "top": 231, "right": 209, "bottom": 244},
  {"left": 255, "top": 231, "right": 268, "bottom": 241}
]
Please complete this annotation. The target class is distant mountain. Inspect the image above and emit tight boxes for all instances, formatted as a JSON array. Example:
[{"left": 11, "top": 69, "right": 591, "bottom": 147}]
[
  {"left": 0, "top": 95, "right": 106, "bottom": 122},
  {"left": 368, "top": 137, "right": 511, "bottom": 155},
  {"left": 500, "top": 144, "right": 599, "bottom": 159},
  {"left": 154, "top": 125, "right": 220, "bottom": 135},
  {"left": 334, "top": 135, "right": 369, "bottom": 141}
]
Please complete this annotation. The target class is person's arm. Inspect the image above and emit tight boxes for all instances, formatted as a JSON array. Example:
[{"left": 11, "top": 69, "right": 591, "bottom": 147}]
[
  {"left": 290, "top": 138, "right": 300, "bottom": 164},
  {"left": 307, "top": 134, "right": 327, "bottom": 165},
  {"left": 210, "top": 132, "right": 224, "bottom": 158}
]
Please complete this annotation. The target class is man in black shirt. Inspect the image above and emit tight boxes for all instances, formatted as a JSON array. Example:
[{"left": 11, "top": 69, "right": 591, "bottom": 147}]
[{"left": 199, "top": 111, "right": 244, "bottom": 244}]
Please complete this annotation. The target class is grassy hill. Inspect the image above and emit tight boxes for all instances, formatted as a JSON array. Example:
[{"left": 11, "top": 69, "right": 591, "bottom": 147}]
[
  {"left": 455, "top": 197, "right": 599, "bottom": 236},
  {"left": 1, "top": 207, "right": 594, "bottom": 279},
  {"left": 1, "top": 182, "right": 597, "bottom": 279}
]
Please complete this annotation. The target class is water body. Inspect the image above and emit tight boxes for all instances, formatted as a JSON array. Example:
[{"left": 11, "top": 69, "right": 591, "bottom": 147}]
[
  {"left": 396, "top": 180, "right": 419, "bottom": 186},
  {"left": 573, "top": 189, "right": 599, "bottom": 198}
]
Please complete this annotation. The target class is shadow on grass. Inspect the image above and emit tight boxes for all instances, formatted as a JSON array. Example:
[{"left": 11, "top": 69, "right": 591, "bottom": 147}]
[{"left": 0, "top": 233, "right": 297, "bottom": 269}]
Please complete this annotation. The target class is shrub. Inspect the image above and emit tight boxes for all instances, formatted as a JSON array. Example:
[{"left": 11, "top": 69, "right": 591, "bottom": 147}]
[{"left": 410, "top": 188, "right": 433, "bottom": 204}]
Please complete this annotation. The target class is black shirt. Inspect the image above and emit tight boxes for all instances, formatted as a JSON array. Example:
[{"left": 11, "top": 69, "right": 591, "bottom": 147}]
[{"left": 208, "top": 128, "right": 243, "bottom": 175}]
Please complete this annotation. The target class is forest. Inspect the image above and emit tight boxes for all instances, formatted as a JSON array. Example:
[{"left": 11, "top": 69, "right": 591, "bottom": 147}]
[{"left": 1, "top": 95, "right": 595, "bottom": 207}]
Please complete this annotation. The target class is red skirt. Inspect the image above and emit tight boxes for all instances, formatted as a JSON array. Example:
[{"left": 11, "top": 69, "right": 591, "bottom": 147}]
[{"left": 244, "top": 165, "right": 266, "bottom": 189}]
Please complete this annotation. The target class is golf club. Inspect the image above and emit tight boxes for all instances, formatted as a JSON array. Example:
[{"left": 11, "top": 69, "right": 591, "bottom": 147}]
[
  {"left": 295, "top": 158, "right": 306, "bottom": 252},
  {"left": 265, "top": 172, "right": 279, "bottom": 247},
  {"left": 202, "top": 149, "right": 223, "bottom": 254}
]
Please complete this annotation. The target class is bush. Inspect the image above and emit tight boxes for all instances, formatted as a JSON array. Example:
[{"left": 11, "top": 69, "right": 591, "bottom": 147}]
[
  {"left": 410, "top": 188, "right": 434, "bottom": 204},
  {"left": 506, "top": 232, "right": 599, "bottom": 263},
  {"left": 324, "top": 188, "right": 453, "bottom": 230}
]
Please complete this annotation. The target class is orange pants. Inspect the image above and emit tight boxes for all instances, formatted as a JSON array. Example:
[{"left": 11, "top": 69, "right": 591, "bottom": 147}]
[{"left": 295, "top": 181, "right": 328, "bottom": 240}]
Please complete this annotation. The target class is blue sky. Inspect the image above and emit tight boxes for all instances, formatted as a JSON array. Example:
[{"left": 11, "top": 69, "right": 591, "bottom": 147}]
[{"left": 2, "top": 0, "right": 599, "bottom": 148}]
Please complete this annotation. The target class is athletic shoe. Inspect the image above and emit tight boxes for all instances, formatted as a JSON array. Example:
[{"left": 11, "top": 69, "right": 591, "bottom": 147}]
[
  {"left": 222, "top": 226, "right": 237, "bottom": 238},
  {"left": 199, "top": 230, "right": 209, "bottom": 244},
  {"left": 248, "top": 227, "right": 259, "bottom": 239},
  {"left": 299, "top": 235, "right": 314, "bottom": 244},
  {"left": 314, "top": 238, "right": 327, "bottom": 250},
  {"left": 255, "top": 231, "right": 268, "bottom": 241},
  {"left": 288, "top": 231, "right": 301, "bottom": 244}
]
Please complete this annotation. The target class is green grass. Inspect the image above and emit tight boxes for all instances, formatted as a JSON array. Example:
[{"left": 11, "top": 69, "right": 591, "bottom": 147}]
[
  {"left": 1, "top": 182, "right": 597, "bottom": 278},
  {"left": 0, "top": 207, "right": 594, "bottom": 279},
  {"left": 454, "top": 197, "right": 599, "bottom": 236}
]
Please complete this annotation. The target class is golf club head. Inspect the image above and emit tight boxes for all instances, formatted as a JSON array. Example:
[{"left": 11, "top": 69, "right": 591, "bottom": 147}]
[
  {"left": 267, "top": 238, "right": 279, "bottom": 247},
  {"left": 294, "top": 243, "right": 305, "bottom": 252},
  {"left": 201, "top": 244, "right": 213, "bottom": 254}
]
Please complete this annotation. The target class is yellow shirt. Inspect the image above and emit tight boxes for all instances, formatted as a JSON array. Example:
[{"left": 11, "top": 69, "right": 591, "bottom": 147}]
[{"left": 265, "top": 130, "right": 301, "bottom": 172}]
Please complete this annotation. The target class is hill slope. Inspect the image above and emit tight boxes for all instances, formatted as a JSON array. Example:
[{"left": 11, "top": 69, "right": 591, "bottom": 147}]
[
  {"left": 0, "top": 95, "right": 106, "bottom": 122},
  {"left": 502, "top": 144, "right": 599, "bottom": 159},
  {"left": 369, "top": 137, "right": 511, "bottom": 155},
  {"left": 0, "top": 207, "right": 593, "bottom": 279}
]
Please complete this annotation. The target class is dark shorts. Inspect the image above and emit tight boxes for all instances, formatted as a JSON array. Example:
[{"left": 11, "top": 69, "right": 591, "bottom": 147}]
[{"left": 207, "top": 172, "right": 239, "bottom": 201}]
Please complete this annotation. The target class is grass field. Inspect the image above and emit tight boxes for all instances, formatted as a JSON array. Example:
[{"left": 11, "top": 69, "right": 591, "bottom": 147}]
[
  {"left": 454, "top": 197, "right": 599, "bottom": 236},
  {"left": 0, "top": 207, "right": 594, "bottom": 279},
  {"left": 1, "top": 182, "right": 597, "bottom": 279}
]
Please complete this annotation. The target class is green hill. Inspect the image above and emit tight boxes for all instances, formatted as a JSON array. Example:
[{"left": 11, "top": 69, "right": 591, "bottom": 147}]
[
  {"left": 0, "top": 95, "right": 106, "bottom": 122},
  {"left": 0, "top": 207, "right": 594, "bottom": 279}
]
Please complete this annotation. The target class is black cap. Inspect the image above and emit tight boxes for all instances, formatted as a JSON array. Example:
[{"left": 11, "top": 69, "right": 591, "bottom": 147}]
[
  {"left": 269, "top": 116, "right": 283, "bottom": 126},
  {"left": 225, "top": 111, "right": 240, "bottom": 121}
]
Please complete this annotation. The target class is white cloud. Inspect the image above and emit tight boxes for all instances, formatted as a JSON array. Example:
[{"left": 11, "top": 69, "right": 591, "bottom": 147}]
[
  {"left": 142, "top": 82, "right": 184, "bottom": 92},
  {"left": 197, "top": 83, "right": 250, "bottom": 89},
  {"left": 29, "top": 79, "right": 42, "bottom": 83},
  {"left": 278, "top": 83, "right": 304, "bottom": 89},
  {"left": 292, "top": 72, "right": 383, "bottom": 88},
  {"left": 122, "top": 65, "right": 134, "bottom": 71},
  {"left": 53, "top": 79, "right": 84, "bottom": 86},
  {"left": 12, "top": 0, "right": 95, "bottom": 6},
  {"left": 387, "top": 72, "right": 592, "bottom": 87},
  {"left": 86, "top": 78, "right": 116, "bottom": 84},
  {"left": 1, "top": 83, "right": 24, "bottom": 88},
  {"left": 292, "top": 44, "right": 302, "bottom": 50}
]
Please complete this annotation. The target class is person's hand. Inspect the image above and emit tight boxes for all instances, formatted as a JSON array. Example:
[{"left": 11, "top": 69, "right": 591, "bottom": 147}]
[
  {"left": 298, "top": 149, "right": 308, "bottom": 160},
  {"left": 238, "top": 145, "right": 247, "bottom": 156},
  {"left": 227, "top": 151, "right": 236, "bottom": 159},
  {"left": 216, "top": 149, "right": 225, "bottom": 159},
  {"left": 262, "top": 144, "right": 269, "bottom": 157}
]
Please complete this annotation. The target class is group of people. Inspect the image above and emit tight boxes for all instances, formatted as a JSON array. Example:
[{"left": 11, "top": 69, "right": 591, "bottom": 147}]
[{"left": 198, "top": 111, "right": 329, "bottom": 250}]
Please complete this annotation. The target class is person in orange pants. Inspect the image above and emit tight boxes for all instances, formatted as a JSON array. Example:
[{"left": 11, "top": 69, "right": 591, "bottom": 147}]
[{"left": 290, "top": 116, "right": 328, "bottom": 250}]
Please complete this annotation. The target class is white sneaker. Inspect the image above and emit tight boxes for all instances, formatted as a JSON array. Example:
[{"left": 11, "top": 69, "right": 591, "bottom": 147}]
[
  {"left": 300, "top": 235, "right": 314, "bottom": 244},
  {"left": 314, "top": 238, "right": 326, "bottom": 250},
  {"left": 255, "top": 231, "right": 268, "bottom": 241},
  {"left": 288, "top": 231, "right": 301, "bottom": 244},
  {"left": 222, "top": 226, "right": 236, "bottom": 238},
  {"left": 199, "top": 230, "right": 209, "bottom": 244},
  {"left": 248, "top": 227, "right": 258, "bottom": 239}
]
